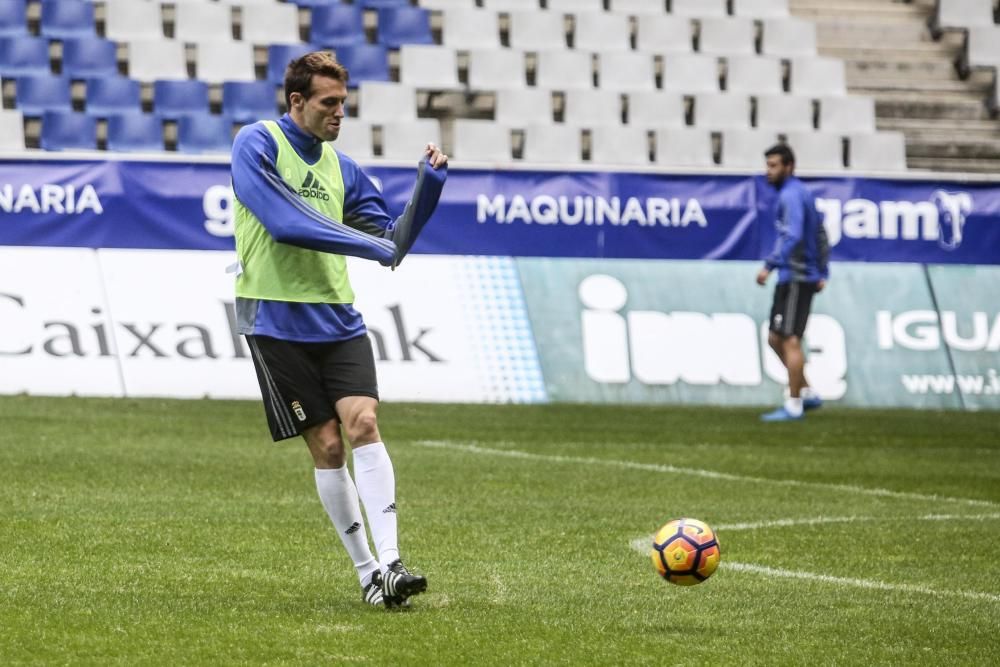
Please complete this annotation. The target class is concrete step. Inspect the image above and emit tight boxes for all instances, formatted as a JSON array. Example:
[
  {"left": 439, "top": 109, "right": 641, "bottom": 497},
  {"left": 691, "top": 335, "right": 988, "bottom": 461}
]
[
  {"left": 814, "top": 21, "right": 938, "bottom": 45},
  {"left": 878, "top": 116, "right": 1000, "bottom": 135},
  {"left": 845, "top": 58, "right": 969, "bottom": 81},
  {"left": 907, "top": 155, "right": 1000, "bottom": 173},
  {"left": 907, "top": 136, "right": 1000, "bottom": 159},
  {"left": 793, "top": 5, "right": 928, "bottom": 22},
  {"left": 819, "top": 43, "right": 962, "bottom": 63},
  {"left": 875, "top": 95, "right": 991, "bottom": 121},
  {"left": 849, "top": 77, "right": 992, "bottom": 96}
]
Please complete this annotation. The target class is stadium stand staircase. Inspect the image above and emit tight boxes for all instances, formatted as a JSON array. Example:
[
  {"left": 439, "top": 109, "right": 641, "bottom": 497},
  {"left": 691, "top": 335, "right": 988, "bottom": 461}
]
[{"left": 792, "top": 0, "right": 1000, "bottom": 173}]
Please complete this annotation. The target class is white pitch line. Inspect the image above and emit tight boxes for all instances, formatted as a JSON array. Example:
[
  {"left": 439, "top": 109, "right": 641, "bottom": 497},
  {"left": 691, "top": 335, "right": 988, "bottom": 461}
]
[
  {"left": 413, "top": 440, "right": 999, "bottom": 508},
  {"left": 717, "top": 512, "right": 1000, "bottom": 532}
]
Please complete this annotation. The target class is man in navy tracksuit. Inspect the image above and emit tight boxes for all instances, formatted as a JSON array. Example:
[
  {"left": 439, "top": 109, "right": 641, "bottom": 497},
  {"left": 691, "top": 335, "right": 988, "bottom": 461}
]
[{"left": 756, "top": 144, "right": 829, "bottom": 422}]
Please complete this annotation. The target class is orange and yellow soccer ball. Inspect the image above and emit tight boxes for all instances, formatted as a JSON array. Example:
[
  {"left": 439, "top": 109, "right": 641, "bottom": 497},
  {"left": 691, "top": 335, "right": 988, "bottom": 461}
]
[{"left": 650, "top": 518, "right": 721, "bottom": 586}]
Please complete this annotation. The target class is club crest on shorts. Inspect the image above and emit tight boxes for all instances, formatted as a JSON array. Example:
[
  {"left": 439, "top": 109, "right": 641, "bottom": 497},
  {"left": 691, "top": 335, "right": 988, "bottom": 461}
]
[{"left": 290, "top": 400, "right": 307, "bottom": 421}]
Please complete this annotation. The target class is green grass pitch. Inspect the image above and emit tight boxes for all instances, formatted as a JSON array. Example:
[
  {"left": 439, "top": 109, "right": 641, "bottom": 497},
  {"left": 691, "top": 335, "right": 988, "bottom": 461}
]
[{"left": 1, "top": 396, "right": 998, "bottom": 665}]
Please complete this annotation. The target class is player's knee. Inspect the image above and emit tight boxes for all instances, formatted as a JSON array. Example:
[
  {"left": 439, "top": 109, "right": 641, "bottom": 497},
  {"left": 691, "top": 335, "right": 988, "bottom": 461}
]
[
  {"left": 345, "top": 410, "right": 379, "bottom": 445},
  {"left": 767, "top": 331, "right": 783, "bottom": 351},
  {"left": 315, "top": 438, "right": 346, "bottom": 467}
]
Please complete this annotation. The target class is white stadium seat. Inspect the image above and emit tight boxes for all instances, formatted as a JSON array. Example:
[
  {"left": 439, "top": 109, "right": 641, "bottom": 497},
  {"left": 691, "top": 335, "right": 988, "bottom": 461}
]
[
  {"left": 784, "top": 132, "right": 845, "bottom": 171},
  {"left": 381, "top": 119, "right": 442, "bottom": 160},
  {"left": 725, "top": 56, "right": 783, "bottom": 95},
  {"left": 0, "top": 109, "right": 26, "bottom": 151},
  {"left": 670, "top": 0, "right": 727, "bottom": 18},
  {"left": 358, "top": 82, "right": 417, "bottom": 123},
  {"left": 849, "top": 131, "right": 908, "bottom": 172},
  {"left": 467, "top": 49, "right": 527, "bottom": 90},
  {"left": 635, "top": 15, "right": 694, "bottom": 54},
  {"left": 419, "top": 0, "right": 476, "bottom": 8},
  {"left": 481, "top": 0, "right": 539, "bottom": 10},
  {"left": 195, "top": 41, "right": 256, "bottom": 83},
  {"left": 597, "top": 51, "right": 656, "bottom": 92},
  {"left": 818, "top": 95, "right": 877, "bottom": 134},
  {"left": 442, "top": 8, "right": 501, "bottom": 50},
  {"left": 790, "top": 57, "right": 847, "bottom": 97},
  {"left": 399, "top": 45, "right": 461, "bottom": 89},
  {"left": 661, "top": 54, "right": 720, "bottom": 93},
  {"left": 655, "top": 128, "right": 714, "bottom": 167},
  {"left": 933, "top": 0, "right": 995, "bottom": 31},
  {"left": 626, "top": 91, "right": 685, "bottom": 129},
  {"left": 174, "top": 3, "right": 233, "bottom": 43},
  {"left": 451, "top": 118, "right": 512, "bottom": 162},
  {"left": 535, "top": 50, "right": 594, "bottom": 90},
  {"left": 721, "top": 129, "right": 779, "bottom": 169},
  {"left": 240, "top": 3, "right": 301, "bottom": 45},
  {"left": 521, "top": 124, "right": 582, "bottom": 164},
  {"left": 573, "top": 12, "right": 632, "bottom": 52},
  {"left": 695, "top": 93, "right": 751, "bottom": 130},
  {"left": 127, "top": 40, "right": 188, "bottom": 81},
  {"left": 547, "top": 0, "right": 603, "bottom": 11},
  {"left": 509, "top": 11, "right": 567, "bottom": 51},
  {"left": 609, "top": 0, "right": 667, "bottom": 14},
  {"left": 964, "top": 26, "right": 1000, "bottom": 69},
  {"left": 732, "top": 0, "right": 789, "bottom": 19},
  {"left": 762, "top": 18, "right": 818, "bottom": 57},
  {"left": 755, "top": 95, "right": 814, "bottom": 131},
  {"left": 589, "top": 126, "right": 651, "bottom": 166},
  {"left": 332, "top": 120, "right": 374, "bottom": 160},
  {"left": 562, "top": 89, "right": 623, "bottom": 127},
  {"left": 698, "top": 18, "right": 757, "bottom": 57},
  {"left": 495, "top": 88, "right": 553, "bottom": 125},
  {"left": 104, "top": 0, "right": 164, "bottom": 41}
]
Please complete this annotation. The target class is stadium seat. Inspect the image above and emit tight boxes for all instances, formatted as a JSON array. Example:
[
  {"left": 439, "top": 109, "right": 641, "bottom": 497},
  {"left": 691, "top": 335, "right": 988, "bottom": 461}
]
[
  {"left": 175, "top": 4, "right": 233, "bottom": 43},
  {"left": 104, "top": 0, "right": 164, "bottom": 41},
  {"left": 85, "top": 76, "right": 142, "bottom": 116},
  {"left": 467, "top": 49, "right": 527, "bottom": 90},
  {"left": 818, "top": 95, "right": 876, "bottom": 134},
  {"left": 481, "top": 0, "right": 539, "bottom": 9},
  {"left": 153, "top": 79, "right": 210, "bottom": 120},
  {"left": 494, "top": 88, "right": 552, "bottom": 125},
  {"left": 694, "top": 93, "right": 751, "bottom": 130},
  {"left": 62, "top": 37, "right": 119, "bottom": 79},
  {"left": 509, "top": 11, "right": 567, "bottom": 51},
  {"left": 419, "top": 0, "right": 477, "bottom": 8},
  {"left": 0, "top": 109, "right": 26, "bottom": 150},
  {"left": 573, "top": 12, "right": 631, "bottom": 52},
  {"left": 40, "top": 0, "right": 96, "bottom": 40},
  {"left": 380, "top": 118, "right": 441, "bottom": 160},
  {"left": 0, "top": 0, "right": 27, "bottom": 38},
  {"left": 670, "top": 0, "right": 727, "bottom": 18},
  {"left": 597, "top": 51, "right": 656, "bottom": 92},
  {"left": 548, "top": 0, "right": 603, "bottom": 10},
  {"left": 195, "top": 41, "right": 256, "bottom": 84},
  {"left": 106, "top": 112, "right": 164, "bottom": 152},
  {"left": 725, "top": 56, "right": 783, "bottom": 95},
  {"left": 15, "top": 75, "right": 72, "bottom": 116},
  {"left": 783, "top": 131, "right": 845, "bottom": 171},
  {"left": 241, "top": 3, "right": 301, "bottom": 46},
  {"left": 40, "top": 109, "right": 96, "bottom": 150},
  {"left": 609, "top": 0, "right": 667, "bottom": 14},
  {"left": 720, "top": 129, "right": 777, "bottom": 168},
  {"left": 654, "top": 128, "right": 713, "bottom": 167},
  {"left": 762, "top": 18, "right": 817, "bottom": 57},
  {"left": 442, "top": 8, "right": 501, "bottom": 50},
  {"left": 222, "top": 80, "right": 278, "bottom": 124},
  {"left": 535, "top": 50, "right": 593, "bottom": 90},
  {"left": 333, "top": 44, "right": 391, "bottom": 87},
  {"left": 661, "top": 54, "right": 720, "bottom": 93},
  {"left": 310, "top": 5, "right": 365, "bottom": 49},
  {"left": 626, "top": 91, "right": 685, "bottom": 129},
  {"left": 698, "top": 18, "right": 757, "bottom": 57},
  {"left": 127, "top": 40, "right": 188, "bottom": 81},
  {"left": 359, "top": 0, "right": 410, "bottom": 7},
  {"left": 176, "top": 114, "right": 234, "bottom": 154},
  {"left": 732, "top": 0, "right": 789, "bottom": 18},
  {"left": 331, "top": 120, "right": 374, "bottom": 159},
  {"left": 377, "top": 7, "right": 434, "bottom": 49},
  {"left": 357, "top": 82, "right": 417, "bottom": 122},
  {"left": 849, "top": 131, "right": 907, "bottom": 172},
  {"left": 562, "top": 89, "right": 623, "bottom": 127},
  {"left": 790, "top": 57, "right": 847, "bottom": 97},
  {"left": 635, "top": 15, "right": 693, "bottom": 54},
  {"left": 286, "top": 0, "right": 344, "bottom": 6},
  {"left": 521, "top": 124, "right": 581, "bottom": 164},
  {"left": 932, "top": 0, "right": 995, "bottom": 32},
  {"left": 267, "top": 44, "right": 317, "bottom": 85},
  {"left": 451, "top": 118, "right": 512, "bottom": 162},
  {"left": 589, "top": 126, "right": 650, "bottom": 166},
  {"left": 0, "top": 37, "right": 51, "bottom": 78},
  {"left": 963, "top": 26, "right": 1000, "bottom": 70},
  {"left": 398, "top": 45, "right": 461, "bottom": 89},
  {"left": 755, "top": 94, "right": 814, "bottom": 131}
]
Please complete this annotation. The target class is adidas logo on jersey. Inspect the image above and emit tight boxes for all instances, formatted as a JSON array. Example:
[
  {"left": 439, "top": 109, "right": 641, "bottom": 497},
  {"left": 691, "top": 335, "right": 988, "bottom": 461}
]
[{"left": 298, "top": 171, "right": 330, "bottom": 201}]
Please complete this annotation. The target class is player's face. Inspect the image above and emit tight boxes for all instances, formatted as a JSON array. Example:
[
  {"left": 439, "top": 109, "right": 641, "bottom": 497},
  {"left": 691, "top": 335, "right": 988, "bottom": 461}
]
[
  {"left": 765, "top": 154, "right": 792, "bottom": 186},
  {"left": 292, "top": 75, "right": 347, "bottom": 142}
]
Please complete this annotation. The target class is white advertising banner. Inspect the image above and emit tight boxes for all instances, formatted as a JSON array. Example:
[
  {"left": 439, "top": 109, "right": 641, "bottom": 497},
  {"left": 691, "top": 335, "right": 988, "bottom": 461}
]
[{"left": 0, "top": 247, "right": 123, "bottom": 396}]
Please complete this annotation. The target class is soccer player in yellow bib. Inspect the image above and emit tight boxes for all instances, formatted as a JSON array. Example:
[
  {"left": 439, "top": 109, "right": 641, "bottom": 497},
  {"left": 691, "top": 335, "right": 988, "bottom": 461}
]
[{"left": 231, "top": 52, "right": 447, "bottom": 608}]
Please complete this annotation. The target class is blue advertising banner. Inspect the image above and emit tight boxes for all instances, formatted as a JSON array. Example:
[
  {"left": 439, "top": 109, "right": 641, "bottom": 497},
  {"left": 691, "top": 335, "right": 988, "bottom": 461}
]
[{"left": 2, "top": 157, "right": 998, "bottom": 264}]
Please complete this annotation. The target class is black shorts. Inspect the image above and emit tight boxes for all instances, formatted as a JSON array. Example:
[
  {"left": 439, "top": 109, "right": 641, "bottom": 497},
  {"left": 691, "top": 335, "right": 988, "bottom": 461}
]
[
  {"left": 245, "top": 334, "right": 379, "bottom": 442},
  {"left": 769, "top": 281, "right": 818, "bottom": 338}
]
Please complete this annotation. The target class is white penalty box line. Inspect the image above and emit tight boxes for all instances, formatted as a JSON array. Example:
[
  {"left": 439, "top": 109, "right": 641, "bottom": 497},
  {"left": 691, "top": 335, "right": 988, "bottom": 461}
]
[{"left": 413, "top": 440, "right": 999, "bottom": 509}]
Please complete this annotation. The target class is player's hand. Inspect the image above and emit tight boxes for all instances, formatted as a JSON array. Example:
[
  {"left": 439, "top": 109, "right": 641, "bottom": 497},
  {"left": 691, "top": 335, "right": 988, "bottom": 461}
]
[
  {"left": 756, "top": 267, "right": 770, "bottom": 286},
  {"left": 816, "top": 279, "right": 826, "bottom": 292},
  {"left": 425, "top": 143, "right": 448, "bottom": 169}
]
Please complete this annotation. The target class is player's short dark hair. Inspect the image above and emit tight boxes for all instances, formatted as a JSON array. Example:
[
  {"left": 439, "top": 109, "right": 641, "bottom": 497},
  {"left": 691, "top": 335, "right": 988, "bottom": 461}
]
[
  {"left": 284, "top": 51, "right": 350, "bottom": 109},
  {"left": 765, "top": 144, "right": 795, "bottom": 166}
]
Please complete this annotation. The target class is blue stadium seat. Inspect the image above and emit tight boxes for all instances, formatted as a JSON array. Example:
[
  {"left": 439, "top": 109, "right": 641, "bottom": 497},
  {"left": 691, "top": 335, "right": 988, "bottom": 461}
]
[
  {"left": 286, "top": 0, "right": 343, "bottom": 6},
  {"left": 176, "top": 113, "right": 234, "bottom": 154},
  {"left": 153, "top": 79, "right": 210, "bottom": 120},
  {"left": 40, "top": 110, "right": 96, "bottom": 150},
  {"left": 361, "top": 0, "right": 410, "bottom": 8},
  {"left": 311, "top": 4, "right": 365, "bottom": 49},
  {"left": 376, "top": 7, "right": 433, "bottom": 49},
  {"left": 62, "top": 37, "right": 119, "bottom": 79},
  {"left": 15, "top": 75, "right": 72, "bottom": 116},
  {"left": 334, "top": 44, "right": 390, "bottom": 87},
  {"left": 106, "top": 112, "right": 164, "bottom": 152},
  {"left": 86, "top": 76, "right": 141, "bottom": 116},
  {"left": 222, "top": 81, "right": 278, "bottom": 124},
  {"left": 266, "top": 43, "right": 318, "bottom": 86},
  {"left": 0, "top": 37, "right": 51, "bottom": 77},
  {"left": 40, "top": 0, "right": 96, "bottom": 39},
  {"left": 0, "top": 0, "right": 27, "bottom": 37}
]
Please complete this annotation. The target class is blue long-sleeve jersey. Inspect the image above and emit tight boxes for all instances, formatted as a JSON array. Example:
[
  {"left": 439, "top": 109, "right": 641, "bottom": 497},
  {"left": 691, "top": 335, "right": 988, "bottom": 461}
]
[
  {"left": 764, "top": 176, "right": 830, "bottom": 284},
  {"left": 231, "top": 114, "right": 443, "bottom": 342}
]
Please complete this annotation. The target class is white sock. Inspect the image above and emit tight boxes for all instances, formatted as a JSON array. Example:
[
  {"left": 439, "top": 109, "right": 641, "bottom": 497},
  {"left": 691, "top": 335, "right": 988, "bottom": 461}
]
[
  {"left": 314, "top": 466, "right": 379, "bottom": 587},
  {"left": 785, "top": 397, "right": 804, "bottom": 417},
  {"left": 353, "top": 442, "right": 400, "bottom": 571}
]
